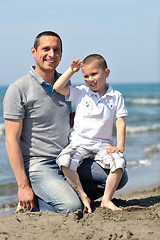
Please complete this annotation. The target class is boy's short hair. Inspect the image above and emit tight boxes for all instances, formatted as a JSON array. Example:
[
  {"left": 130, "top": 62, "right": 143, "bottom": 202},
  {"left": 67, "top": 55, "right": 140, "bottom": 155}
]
[
  {"left": 33, "top": 31, "right": 62, "bottom": 51},
  {"left": 82, "top": 54, "right": 108, "bottom": 70}
]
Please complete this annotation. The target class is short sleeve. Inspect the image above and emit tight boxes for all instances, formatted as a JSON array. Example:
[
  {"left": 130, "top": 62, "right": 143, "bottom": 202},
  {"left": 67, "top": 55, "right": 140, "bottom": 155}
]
[
  {"left": 115, "top": 93, "right": 128, "bottom": 119},
  {"left": 3, "top": 84, "right": 25, "bottom": 119},
  {"left": 65, "top": 86, "right": 78, "bottom": 102}
]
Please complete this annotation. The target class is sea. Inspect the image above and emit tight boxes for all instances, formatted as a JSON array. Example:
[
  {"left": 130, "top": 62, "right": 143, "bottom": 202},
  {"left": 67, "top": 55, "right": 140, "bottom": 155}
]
[{"left": 0, "top": 83, "right": 160, "bottom": 215}]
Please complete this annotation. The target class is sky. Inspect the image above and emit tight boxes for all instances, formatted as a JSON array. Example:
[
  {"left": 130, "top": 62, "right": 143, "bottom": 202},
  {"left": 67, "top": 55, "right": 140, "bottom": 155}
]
[{"left": 0, "top": 0, "right": 160, "bottom": 86}]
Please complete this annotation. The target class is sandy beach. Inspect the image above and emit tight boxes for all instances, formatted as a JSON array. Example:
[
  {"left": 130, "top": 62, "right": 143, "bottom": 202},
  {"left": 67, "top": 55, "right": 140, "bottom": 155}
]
[{"left": 0, "top": 184, "right": 159, "bottom": 240}]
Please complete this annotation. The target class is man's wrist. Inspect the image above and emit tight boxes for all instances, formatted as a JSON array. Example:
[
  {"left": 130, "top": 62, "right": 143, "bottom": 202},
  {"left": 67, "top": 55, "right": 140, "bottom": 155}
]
[{"left": 18, "top": 180, "right": 30, "bottom": 190}]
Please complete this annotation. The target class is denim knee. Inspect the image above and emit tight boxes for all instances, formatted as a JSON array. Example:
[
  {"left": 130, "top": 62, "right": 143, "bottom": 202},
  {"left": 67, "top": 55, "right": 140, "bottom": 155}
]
[
  {"left": 38, "top": 196, "right": 83, "bottom": 213},
  {"left": 63, "top": 197, "right": 83, "bottom": 213}
]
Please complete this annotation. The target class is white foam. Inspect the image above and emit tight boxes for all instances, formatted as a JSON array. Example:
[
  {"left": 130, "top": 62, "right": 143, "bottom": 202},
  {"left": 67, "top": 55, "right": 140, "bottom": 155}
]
[
  {"left": 127, "top": 158, "right": 152, "bottom": 169},
  {"left": 126, "top": 123, "right": 160, "bottom": 134},
  {"left": 144, "top": 143, "right": 160, "bottom": 153},
  {"left": 0, "top": 123, "right": 5, "bottom": 136},
  {"left": 126, "top": 97, "right": 160, "bottom": 105}
]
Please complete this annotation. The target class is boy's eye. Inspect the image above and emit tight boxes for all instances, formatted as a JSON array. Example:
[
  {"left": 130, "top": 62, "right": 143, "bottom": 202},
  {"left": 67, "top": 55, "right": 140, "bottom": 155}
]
[
  {"left": 84, "top": 75, "right": 89, "bottom": 78},
  {"left": 91, "top": 72, "right": 97, "bottom": 76}
]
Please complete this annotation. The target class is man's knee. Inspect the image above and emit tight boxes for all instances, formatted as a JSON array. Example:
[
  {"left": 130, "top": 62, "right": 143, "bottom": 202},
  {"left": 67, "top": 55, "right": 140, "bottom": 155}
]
[
  {"left": 37, "top": 196, "right": 83, "bottom": 213},
  {"left": 63, "top": 198, "right": 83, "bottom": 213}
]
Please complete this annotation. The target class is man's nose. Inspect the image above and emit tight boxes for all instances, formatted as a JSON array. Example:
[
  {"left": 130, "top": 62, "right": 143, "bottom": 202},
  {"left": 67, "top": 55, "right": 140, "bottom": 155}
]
[{"left": 48, "top": 49, "right": 55, "bottom": 57}]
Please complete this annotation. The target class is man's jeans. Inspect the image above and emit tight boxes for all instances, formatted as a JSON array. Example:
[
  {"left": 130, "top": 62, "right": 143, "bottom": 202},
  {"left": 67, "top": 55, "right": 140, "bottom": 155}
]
[{"left": 28, "top": 159, "right": 128, "bottom": 213}]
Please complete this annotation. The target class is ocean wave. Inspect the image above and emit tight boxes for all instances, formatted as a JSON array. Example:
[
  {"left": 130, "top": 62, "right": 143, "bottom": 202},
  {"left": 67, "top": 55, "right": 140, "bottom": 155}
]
[
  {"left": 144, "top": 143, "right": 160, "bottom": 154},
  {"left": 127, "top": 158, "right": 152, "bottom": 170},
  {"left": 126, "top": 123, "right": 160, "bottom": 134},
  {"left": 0, "top": 123, "right": 5, "bottom": 137},
  {"left": 125, "top": 97, "right": 160, "bottom": 105},
  {"left": 0, "top": 199, "right": 17, "bottom": 216},
  {"left": 1, "top": 122, "right": 160, "bottom": 136}
]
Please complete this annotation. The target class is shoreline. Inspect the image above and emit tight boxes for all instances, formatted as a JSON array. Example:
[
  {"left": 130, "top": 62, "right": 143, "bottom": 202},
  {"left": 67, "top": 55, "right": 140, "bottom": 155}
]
[
  {"left": 0, "top": 158, "right": 160, "bottom": 216},
  {"left": 0, "top": 184, "right": 159, "bottom": 240}
]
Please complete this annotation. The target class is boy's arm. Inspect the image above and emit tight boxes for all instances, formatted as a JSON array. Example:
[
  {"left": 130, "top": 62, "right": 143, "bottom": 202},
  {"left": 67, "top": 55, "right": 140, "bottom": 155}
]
[
  {"left": 54, "top": 59, "right": 81, "bottom": 97},
  {"left": 106, "top": 117, "right": 126, "bottom": 154},
  {"left": 116, "top": 117, "right": 126, "bottom": 152},
  {"left": 62, "top": 166, "right": 92, "bottom": 213}
]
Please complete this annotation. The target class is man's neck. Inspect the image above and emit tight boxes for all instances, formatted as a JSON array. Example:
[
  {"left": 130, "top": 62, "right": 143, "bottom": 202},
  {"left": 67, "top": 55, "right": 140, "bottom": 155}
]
[
  {"left": 34, "top": 67, "right": 56, "bottom": 87},
  {"left": 42, "top": 73, "right": 55, "bottom": 87}
]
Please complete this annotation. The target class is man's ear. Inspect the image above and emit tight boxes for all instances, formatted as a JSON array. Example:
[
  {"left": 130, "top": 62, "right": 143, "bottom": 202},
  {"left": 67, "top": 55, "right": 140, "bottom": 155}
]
[
  {"left": 105, "top": 68, "right": 110, "bottom": 78},
  {"left": 31, "top": 47, "right": 36, "bottom": 58}
]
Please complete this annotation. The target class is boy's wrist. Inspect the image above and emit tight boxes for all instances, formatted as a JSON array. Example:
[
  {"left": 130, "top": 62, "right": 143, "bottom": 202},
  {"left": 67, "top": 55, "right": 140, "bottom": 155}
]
[
  {"left": 117, "top": 146, "right": 124, "bottom": 153},
  {"left": 69, "top": 66, "right": 76, "bottom": 74}
]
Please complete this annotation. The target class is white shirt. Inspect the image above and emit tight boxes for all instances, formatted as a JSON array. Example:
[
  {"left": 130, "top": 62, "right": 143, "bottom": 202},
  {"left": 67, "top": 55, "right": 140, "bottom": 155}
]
[{"left": 67, "top": 84, "right": 128, "bottom": 148}]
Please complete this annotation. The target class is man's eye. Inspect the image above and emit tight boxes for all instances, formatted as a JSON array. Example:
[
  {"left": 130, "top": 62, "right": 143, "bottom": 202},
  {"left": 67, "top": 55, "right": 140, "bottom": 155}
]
[
  {"left": 43, "top": 47, "right": 50, "bottom": 51},
  {"left": 55, "top": 49, "right": 61, "bottom": 54}
]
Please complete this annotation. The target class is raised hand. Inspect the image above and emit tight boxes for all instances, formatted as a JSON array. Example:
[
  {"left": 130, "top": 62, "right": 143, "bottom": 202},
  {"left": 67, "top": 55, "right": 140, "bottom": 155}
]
[{"left": 71, "top": 59, "right": 82, "bottom": 72}]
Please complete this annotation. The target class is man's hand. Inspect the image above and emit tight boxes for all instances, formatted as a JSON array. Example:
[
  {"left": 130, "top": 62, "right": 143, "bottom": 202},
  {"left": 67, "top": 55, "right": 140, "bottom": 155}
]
[
  {"left": 80, "top": 193, "right": 92, "bottom": 213},
  {"left": 18, "top": 184, "right": 35, "bottom": 210}
]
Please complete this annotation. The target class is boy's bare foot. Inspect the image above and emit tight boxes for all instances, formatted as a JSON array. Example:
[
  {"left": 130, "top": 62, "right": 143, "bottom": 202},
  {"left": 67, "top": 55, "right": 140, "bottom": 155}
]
[{"left": 101, "top": 200, "right": 122, "bottom": 211}]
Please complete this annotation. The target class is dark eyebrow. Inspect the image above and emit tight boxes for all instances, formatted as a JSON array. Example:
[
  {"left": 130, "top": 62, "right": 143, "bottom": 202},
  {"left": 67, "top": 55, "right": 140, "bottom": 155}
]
[{"left": 42, "top": 46, "right": 50, "bottom": 50}]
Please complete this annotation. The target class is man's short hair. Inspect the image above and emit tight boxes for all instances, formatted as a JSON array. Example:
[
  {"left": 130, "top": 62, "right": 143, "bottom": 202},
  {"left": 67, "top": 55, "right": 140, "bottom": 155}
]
[
  {"left": 33, "top": 31, "right": 62, "bottom": 51},
  {"left": 82, "top": 54, "right": 108, "bottom": 70}
]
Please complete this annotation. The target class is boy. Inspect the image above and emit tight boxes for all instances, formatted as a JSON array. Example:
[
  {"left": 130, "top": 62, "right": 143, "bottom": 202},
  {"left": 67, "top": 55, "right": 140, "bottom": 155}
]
[{"left": 54, "top": 54, "right": 128, "bottom": 213}]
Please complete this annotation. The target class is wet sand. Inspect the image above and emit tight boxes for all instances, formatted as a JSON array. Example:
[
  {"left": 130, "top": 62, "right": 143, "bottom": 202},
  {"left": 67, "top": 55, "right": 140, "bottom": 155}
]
[{"left": 0, "top": 184, "right": 159, "bottom": 240}]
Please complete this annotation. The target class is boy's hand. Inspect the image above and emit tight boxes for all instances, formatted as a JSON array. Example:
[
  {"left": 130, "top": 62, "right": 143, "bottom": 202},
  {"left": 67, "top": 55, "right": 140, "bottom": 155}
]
[
  {"left": 106, "top": 146, "right": 124, "bottom": 154},
  {"left": 71, "top": 59, "right": 82, "bottom": 72}
]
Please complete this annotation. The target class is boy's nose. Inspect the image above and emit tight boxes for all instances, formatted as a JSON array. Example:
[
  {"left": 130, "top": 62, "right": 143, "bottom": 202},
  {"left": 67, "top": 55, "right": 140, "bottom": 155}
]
[{"left": 89, "top": 76, "right": 94, "bottom": 82}]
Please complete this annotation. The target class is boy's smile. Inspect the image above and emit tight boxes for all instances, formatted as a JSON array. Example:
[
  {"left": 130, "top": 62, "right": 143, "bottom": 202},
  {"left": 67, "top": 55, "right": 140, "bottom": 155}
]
[{"left": 81, "top": 61, "right": 110, "bottom": 97}]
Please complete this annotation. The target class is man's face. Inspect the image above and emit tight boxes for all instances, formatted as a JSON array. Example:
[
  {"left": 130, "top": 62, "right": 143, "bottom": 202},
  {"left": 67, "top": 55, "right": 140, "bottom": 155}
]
[{"left": 31, "top": 35, "right": 62, "bottom": 75}]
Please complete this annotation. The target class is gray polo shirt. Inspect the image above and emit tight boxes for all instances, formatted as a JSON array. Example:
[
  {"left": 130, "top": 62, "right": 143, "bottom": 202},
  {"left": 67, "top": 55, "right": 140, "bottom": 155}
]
[{"left": 3, "top": 67, "right": 71, "bottom": 169}]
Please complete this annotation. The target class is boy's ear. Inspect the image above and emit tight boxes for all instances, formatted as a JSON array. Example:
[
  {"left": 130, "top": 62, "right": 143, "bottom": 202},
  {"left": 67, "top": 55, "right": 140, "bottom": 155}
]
[{"left": 105, "top": 68, "right": 110, "bottom": 78}]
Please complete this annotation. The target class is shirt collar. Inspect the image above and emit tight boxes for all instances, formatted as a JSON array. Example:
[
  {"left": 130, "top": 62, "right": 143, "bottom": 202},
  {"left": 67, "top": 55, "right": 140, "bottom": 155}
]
[
  {"left": 88, "top": 83, "right": 114, "bottom": 98},
  {"left": 29, "top": 66, "right": 59, "bottom": 84},
  {"left": 29, "top": 66, "right": 59, "bottom": 96}
]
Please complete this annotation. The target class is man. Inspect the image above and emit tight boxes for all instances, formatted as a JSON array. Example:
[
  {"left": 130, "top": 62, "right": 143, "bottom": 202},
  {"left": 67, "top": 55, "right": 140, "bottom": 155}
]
[{"left": 3, "top": 31, "right": 128, "bottom": 213}]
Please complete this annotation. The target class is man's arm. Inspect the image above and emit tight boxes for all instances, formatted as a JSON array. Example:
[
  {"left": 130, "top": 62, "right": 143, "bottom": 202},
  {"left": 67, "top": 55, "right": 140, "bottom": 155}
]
[
  {"left": 106, "top": 117, "right": 126, "bottom": 154},
  {"left": 62, "top": 166, "right": 92, "bottom": 213},
  {"left": 5, "top": 119, "right": 35, "bottom": 210},
  {"left": 53, "top": 59, "right": 81, "bottom": 97}
]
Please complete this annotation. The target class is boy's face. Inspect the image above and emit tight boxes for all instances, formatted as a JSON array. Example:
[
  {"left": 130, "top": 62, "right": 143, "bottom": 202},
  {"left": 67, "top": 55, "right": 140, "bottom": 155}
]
[{"left": 81, "top": 61, "right": 110, "bottom": 97}]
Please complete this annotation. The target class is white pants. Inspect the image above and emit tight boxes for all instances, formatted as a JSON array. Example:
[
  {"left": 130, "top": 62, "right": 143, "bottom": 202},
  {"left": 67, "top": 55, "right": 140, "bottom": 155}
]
[{"left": 56, "top": 143, "right": 126, "bottom": 172}]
